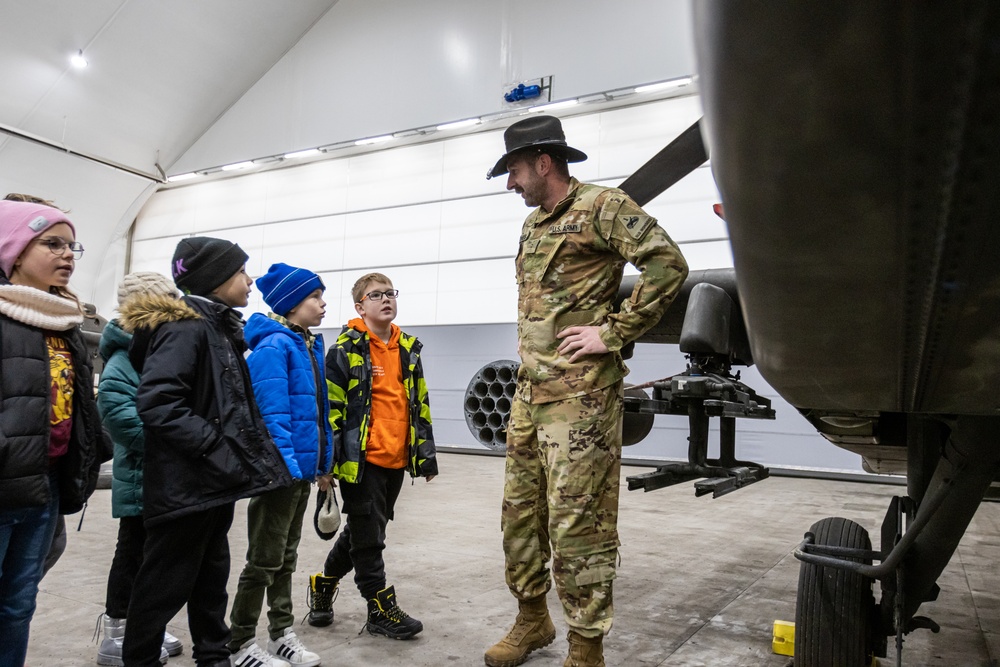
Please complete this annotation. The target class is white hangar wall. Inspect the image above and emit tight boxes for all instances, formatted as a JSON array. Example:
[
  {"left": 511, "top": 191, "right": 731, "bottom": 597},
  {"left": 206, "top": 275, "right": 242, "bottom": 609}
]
[
  {"left": 169, "top": 0, "right": 698, "bottom": 174},
  {"left": 134, "top": 96, "right": 723, "bottom": 324},
  {"left": 91, "top": 0, "right": 700, "bottom": 315},
  {"left": 131, "top": 95, "right": 869, "bottom": 475}
]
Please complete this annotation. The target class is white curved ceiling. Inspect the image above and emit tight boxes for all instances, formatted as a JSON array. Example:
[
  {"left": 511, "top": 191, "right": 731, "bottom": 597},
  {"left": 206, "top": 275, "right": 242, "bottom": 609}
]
[
  {"left": 0, "top": 0, "right": 694, "bottom": 307},
  {"left": 1, "top": 0, "right": 337, "bottom": 176},
  {"left": 0, "top": 0, "right": 338, "bottom": 300}
]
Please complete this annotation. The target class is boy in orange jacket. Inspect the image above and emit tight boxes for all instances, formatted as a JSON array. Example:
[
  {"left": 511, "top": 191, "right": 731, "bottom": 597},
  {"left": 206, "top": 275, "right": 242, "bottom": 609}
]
[{"left": 306, "top": 272, "right": 437, "bottom": 640}]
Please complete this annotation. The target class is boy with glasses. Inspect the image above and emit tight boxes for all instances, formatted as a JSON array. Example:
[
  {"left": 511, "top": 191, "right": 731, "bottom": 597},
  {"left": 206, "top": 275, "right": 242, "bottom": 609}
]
[{"left": 306, "top": 272, "right": 437, "bottom": 640}]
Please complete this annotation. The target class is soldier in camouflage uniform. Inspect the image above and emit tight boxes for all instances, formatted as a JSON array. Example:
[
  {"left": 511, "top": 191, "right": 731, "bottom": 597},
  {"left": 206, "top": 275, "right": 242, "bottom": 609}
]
[{"left": 483, "top": 116, "right": 688, "bottom": 667}]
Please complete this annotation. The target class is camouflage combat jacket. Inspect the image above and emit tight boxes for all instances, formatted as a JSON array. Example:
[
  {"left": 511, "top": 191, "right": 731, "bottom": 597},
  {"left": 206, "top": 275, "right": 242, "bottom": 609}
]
[{"left": 516, "top": 178, "right": 688, "bottom": 404}]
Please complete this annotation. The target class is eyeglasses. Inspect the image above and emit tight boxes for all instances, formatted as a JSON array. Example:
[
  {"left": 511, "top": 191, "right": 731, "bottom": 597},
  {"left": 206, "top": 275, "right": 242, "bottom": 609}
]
[
  {"left": 38, "top": 237, "right": 85, "bottom": 260},
  {"left": 360, "top": 289, "right": 399, "bottom": 302}
]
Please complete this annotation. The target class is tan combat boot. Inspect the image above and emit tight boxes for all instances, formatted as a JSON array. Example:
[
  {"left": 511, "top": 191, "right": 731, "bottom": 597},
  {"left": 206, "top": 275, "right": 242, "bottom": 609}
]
[
  {"left": 563, "top": 630, "right": 605, "bottom": 667},
  {"left": 484, "top": 595, "right": 556, "bottom": 667}
]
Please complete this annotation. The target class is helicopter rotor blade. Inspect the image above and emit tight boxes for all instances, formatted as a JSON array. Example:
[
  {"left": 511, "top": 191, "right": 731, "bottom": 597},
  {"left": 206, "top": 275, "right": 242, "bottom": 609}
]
[{"left": 618, "top": 118, "right": 708, "bottom": 207}]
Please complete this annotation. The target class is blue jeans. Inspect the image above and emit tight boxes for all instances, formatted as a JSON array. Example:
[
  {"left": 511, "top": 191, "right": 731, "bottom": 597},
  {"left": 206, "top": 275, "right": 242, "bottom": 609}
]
[{"left": 0, "top": 475, "right": 59, "bottom": 666}]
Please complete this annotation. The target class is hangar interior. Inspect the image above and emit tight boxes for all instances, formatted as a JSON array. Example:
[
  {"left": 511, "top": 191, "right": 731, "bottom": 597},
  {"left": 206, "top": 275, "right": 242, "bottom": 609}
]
[
  {"left": 1, "top": 0, "right": 865, "bottom": 474},
  {"left": 3, "top": 1, "right": 999, "bottom": 666}
]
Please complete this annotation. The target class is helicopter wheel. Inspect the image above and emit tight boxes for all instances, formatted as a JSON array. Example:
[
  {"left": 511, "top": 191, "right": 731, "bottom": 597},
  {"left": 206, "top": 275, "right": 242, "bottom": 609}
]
[{"left": 795, "top": 517, "right": 876, "bottom": 667}]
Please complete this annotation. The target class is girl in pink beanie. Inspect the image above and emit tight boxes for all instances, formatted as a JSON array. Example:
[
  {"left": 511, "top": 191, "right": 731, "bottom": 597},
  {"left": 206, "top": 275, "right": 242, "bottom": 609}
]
[
  {"left": 0, "top": 199, "right": 108, "bottom": 666},
  {"left": 0, "top": 200, "right": 75, "bottom": 281}
]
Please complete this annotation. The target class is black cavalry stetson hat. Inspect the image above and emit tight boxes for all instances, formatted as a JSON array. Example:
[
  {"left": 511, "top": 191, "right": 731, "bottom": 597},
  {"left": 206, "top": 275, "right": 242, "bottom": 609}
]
[{"left": 486, "top": 115, "right": 588, "bottom": 180}]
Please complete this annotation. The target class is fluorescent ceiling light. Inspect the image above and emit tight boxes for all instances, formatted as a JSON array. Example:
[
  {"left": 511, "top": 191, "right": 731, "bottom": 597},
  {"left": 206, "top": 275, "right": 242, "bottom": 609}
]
[
  {"left": 436, "top": 118, "right": 480, "bottom": 131},
  {"left": 166, "top": 172, "right": 197, "bottom": 183},
  {"left": 70, "top": 49, "right": 88, "bottom": 69},
  {"left": 318, "top": 142, "right": 353, "bottom": 152},
  {"left": 355, "top": 135, "right": 394, "bottom": 146},
  {"left": 606, "top": 87, "right": 636, "bottom": 99},
  {"left": 283, "top": 148, "right": 321, "bottom": 159},
  {"left": 220, "top": 161, "right": 254, "bottom": 171},
  {"left": 529, "top": 99, "right": 578, "bottom": 113},
  {"left": 635, "top": 77, "right": 693, "bottom": 94}
]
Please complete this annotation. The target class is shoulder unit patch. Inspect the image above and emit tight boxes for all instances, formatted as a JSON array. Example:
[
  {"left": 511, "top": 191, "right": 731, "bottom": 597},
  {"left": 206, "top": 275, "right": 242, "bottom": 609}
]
[{"left": 618, "top": 214, "right": 654, "bottom": 240}]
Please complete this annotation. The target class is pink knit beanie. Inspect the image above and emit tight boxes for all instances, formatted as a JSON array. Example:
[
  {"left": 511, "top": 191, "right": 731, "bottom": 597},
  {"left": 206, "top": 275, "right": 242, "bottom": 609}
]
[{"left": 0, "top": 200, "right": 75, "bottom": 278}]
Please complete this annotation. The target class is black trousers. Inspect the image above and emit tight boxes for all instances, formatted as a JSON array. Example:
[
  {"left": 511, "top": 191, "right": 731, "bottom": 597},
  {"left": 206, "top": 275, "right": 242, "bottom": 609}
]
[
  {"left": 323, "top": 463, "right": 404, "bottom": 600},
  {"left": 105, "top": 515, "right": 146, "bottom": 619},
  {"left": 122, "top": 504, "right": 234, "bottom": 667}
]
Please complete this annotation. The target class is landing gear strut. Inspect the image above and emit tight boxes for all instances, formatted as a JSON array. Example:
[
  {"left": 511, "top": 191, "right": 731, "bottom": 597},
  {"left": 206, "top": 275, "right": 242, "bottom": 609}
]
[{"left": 794, "top": 415, "right": 1000, "bottom": 665}]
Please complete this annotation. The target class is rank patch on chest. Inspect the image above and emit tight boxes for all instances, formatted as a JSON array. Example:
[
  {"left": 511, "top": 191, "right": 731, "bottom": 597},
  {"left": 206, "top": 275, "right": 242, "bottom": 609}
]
[
  {"left": 618, "top": 214, "right": 654, "bottom": 239},
  {"left": 549, "top": 222, "right": 581, "bottom": 234}
]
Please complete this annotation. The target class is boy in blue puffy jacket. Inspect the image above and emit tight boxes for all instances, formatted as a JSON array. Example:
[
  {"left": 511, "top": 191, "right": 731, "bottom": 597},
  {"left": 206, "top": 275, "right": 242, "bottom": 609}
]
[{"left": 228, "top": 263, "right": 333, "bottom": 667}]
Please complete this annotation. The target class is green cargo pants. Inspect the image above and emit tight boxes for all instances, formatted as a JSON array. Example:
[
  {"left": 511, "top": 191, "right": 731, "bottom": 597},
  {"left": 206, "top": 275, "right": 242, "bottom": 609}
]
[{"left": 229, "top": 480, "right": 311, "bottom": 649}]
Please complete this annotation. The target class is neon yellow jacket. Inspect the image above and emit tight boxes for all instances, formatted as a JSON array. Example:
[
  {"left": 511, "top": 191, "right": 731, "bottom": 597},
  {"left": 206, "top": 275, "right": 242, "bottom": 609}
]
[{"left": 326, "top": 324, "right": 437, "bottom": 484}]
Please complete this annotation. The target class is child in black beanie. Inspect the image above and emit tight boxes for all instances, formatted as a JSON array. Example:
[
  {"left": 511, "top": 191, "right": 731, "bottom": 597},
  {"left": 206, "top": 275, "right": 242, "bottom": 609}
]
[{"left": 119, "top": 236, "right": 292, "bottom": 667}]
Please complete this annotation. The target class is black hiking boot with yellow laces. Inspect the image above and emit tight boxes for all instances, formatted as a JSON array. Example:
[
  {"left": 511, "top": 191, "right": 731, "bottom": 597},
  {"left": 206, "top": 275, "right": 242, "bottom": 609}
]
[
  {"left": 364, "top": 585, "right": 423, "bottom": 639},
  {"left": 306, "top": 573, "right": 339, "bottom": 627}
]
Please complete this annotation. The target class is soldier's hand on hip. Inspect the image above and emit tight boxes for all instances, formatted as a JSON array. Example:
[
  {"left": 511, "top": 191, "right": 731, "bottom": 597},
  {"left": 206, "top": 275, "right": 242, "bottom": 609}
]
[{"left": 557, "top": 325, "right": 610, "bottom": 363}]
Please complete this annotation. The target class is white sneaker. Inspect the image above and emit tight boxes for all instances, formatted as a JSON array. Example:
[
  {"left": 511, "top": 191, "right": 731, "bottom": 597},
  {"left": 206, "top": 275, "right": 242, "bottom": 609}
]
[
  {"left": 96, "top": 634, "right": 169, "bottom": 666},
  {"left": 162, "top": 629, "right": 183, "bottom": 656},
  {"left": 267, "top": 629, "right": 321, "bottom": 667},
  {"left": 230, "top": 639, "right": 290, "bottom": 667}
]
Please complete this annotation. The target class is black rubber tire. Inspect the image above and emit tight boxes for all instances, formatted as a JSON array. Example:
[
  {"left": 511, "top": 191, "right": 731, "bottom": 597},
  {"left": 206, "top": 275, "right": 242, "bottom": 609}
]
[{"left": 795, "top": 516, "right": 875, "bottom": 667}]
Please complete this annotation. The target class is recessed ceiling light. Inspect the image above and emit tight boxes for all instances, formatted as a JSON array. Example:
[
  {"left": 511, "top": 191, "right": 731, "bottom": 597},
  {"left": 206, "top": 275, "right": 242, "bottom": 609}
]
[
  {"left": 529, "top": 99, "right": 579, "bottom": 113},
  {"left": 635, "top": 77, "right": 693, "bottom": 94},
  {"left": 436, "top": 118, "right": 481, "bottom": 131},
  {"left": 166, "top": 172, "right": 198, "bottom": 183},
  {"left": 70, "top": 49, "right": 88, "bottom": 69},
  {"left": 355, "top": 135, "right": 394, "bottom": 146},
  {"left": 283, "top": 148, "right": 321, "bottom": 159},
  {"left": 220, "top": 161, "right": 254, "bottom": 171}
]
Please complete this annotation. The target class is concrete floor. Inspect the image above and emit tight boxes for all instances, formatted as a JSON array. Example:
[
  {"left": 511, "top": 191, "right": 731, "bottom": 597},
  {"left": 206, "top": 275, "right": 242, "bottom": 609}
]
[{"left": 26, "top": 452, "right": 1000, "bottom": 666}]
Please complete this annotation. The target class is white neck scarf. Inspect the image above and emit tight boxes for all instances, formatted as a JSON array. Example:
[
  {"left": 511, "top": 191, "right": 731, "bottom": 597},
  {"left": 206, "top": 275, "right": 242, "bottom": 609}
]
[{"left": 0, "top": 284, "right": 84, "bottom": 331}]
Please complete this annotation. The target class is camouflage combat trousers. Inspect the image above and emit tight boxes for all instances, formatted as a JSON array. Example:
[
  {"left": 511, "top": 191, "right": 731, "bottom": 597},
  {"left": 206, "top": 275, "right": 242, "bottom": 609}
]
[{"left": 502, "top": 381, "right": 623, "bottom": 638}]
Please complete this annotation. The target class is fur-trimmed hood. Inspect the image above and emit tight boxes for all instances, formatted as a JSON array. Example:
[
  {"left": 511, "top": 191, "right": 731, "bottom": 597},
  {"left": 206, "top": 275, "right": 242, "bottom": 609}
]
[
  {"left": 120, "top": 293, "right": 226, "bottom": 375},
  {"left": 118, "top": 293, "right": 200, "bottom": 333}
]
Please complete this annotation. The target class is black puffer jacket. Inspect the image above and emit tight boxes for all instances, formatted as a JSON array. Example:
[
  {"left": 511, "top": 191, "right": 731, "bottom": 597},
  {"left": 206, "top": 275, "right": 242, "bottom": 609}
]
[
  {"left": 122, "top": 293, "right": 292, "bottom": 526},
  {"left": 0, "top": 284, "right": 109, "bottom": 514}
]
